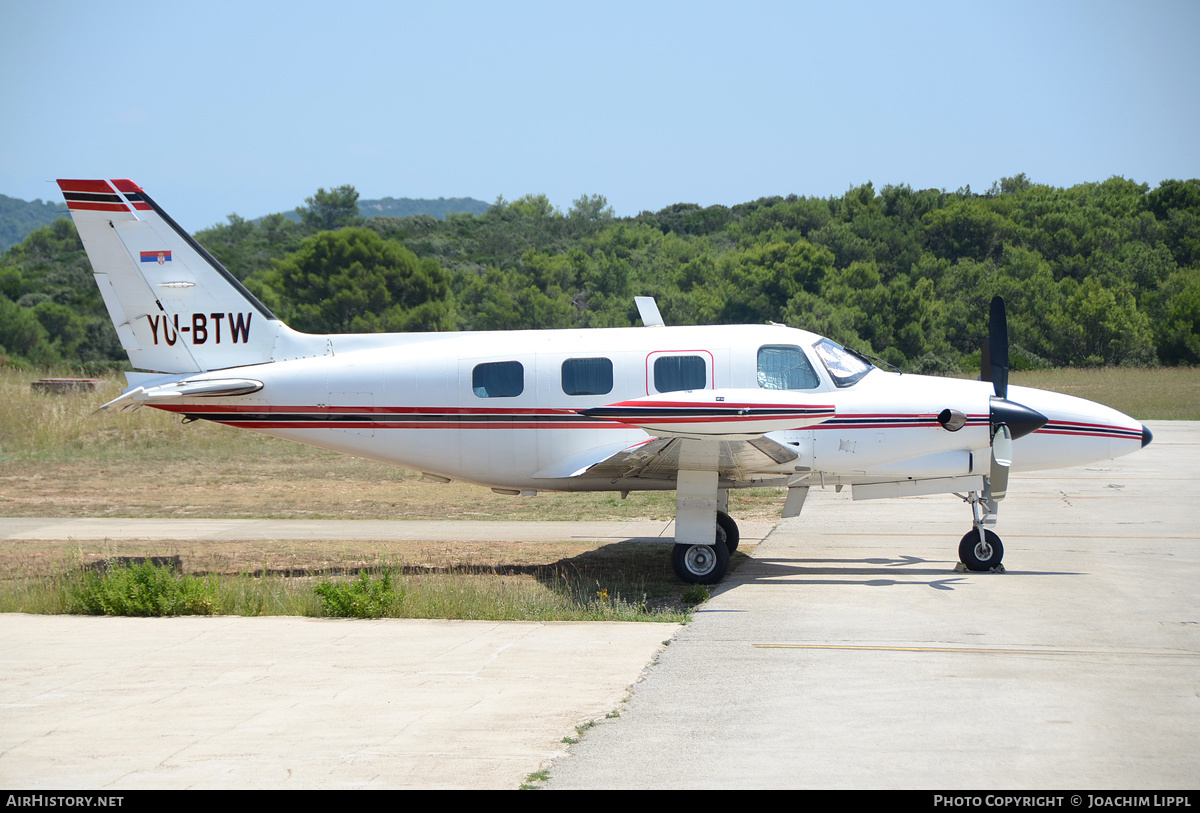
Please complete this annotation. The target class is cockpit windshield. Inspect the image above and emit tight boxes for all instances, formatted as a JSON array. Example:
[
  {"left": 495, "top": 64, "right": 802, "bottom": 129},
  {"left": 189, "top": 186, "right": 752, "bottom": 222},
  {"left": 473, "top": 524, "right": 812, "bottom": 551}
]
[{"left": 812, "top": 338, "right": 874, "bottom": 388}]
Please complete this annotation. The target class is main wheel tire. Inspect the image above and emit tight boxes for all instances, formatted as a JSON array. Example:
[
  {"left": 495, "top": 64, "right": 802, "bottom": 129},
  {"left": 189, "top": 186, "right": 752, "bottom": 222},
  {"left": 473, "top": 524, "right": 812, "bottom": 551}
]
[
  {"left": 716, "top": 511, "right": 740, "bottom": 554},
  {"left": 959, "top": 529, "right": 1004, "bottom": 571},
  {"left": 672, "top": 527, "right": 731, "bottom": 585}
]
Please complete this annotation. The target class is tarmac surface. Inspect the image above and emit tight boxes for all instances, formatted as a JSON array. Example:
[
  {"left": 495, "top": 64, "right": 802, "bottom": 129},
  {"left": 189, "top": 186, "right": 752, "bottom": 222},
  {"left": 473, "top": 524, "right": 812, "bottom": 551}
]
[
  {"left": 547, "top": 421, "right": 1199, "bottom": 789},
  {"left": 1, "top": 421, "right": 1196, "bottom": 789}
]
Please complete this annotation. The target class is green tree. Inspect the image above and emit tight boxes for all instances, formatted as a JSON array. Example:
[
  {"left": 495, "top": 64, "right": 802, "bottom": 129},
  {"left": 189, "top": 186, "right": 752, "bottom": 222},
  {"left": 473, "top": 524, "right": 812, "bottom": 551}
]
[
  {"left": 456, "top": 265, "right": 575, "bottom": 330},
  {"left": 924, "top": 199, "right": 1015, "bottom": 263},
  {"left": 194, "top": 213, "right": 304, "bottom": 281},
  {"left": 1047, "top": 277, "right": 1155, "bottom": 366},
  {"left": 1153, "top": 269, "right": 1200, "bottom": 365},
  {"left": 568, "top": 194, "right": 614, "bottom": 222},
  {"left": 0, "top": 294, "right": 57, "bottom": 364},
  {"left": 0, "top": 218, "right": 123, "bottom": 365},
  {"left": 1146, "top": 179, "right": 1200, "bottom": 268},
  {"left": 253, "top": 228, "right": 453, "bottom": 333},
  {"left": 299, "top": 185, "right": 363, "bottom": 232}
]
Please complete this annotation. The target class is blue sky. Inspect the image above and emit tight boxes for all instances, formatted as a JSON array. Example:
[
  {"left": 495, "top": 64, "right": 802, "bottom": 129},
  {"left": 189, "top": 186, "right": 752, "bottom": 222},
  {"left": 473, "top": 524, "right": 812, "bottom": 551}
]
[{"left": 2, "top": 0, "right": 1198, "bottom": 232}]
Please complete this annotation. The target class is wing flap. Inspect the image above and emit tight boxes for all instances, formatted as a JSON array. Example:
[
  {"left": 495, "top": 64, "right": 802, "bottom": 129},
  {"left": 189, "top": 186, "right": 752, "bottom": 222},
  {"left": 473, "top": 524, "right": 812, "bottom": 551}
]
[{"left": 538, "top": 434, "right": 798, "bottom": 484}]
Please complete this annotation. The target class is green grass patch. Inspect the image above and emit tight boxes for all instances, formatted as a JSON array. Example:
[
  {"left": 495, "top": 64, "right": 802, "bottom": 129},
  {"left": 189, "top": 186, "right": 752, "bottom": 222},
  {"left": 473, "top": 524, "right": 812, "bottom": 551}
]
[
  {"left": 314, "top": 569, "right": 401, "bottom": 618},
  {"left": 66, "top": 560, "right": 218, "bottom": 616},
  {"left": 0, "top": 553, "right": 694, "bottom": 622}
]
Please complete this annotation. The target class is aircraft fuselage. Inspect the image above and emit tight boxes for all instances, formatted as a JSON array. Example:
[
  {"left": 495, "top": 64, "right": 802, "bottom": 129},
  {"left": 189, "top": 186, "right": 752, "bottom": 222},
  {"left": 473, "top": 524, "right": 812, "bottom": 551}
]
[{"left": 141, "top": 323, "right": 1145, "bottom": 495}]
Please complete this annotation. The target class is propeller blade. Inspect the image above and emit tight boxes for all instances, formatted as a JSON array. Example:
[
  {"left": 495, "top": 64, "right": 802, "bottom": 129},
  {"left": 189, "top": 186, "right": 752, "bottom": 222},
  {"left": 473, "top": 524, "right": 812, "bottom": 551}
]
[
  {"left": 987, "top": 295, "right": 1009, "bottom": 400},
  {"left": 980, "top": 297, "right": 1035, "bottom": 507}
]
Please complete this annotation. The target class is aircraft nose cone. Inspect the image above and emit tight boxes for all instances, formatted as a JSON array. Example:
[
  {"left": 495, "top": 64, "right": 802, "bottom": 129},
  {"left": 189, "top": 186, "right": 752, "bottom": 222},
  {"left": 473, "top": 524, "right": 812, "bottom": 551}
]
[{"left": 1142, "top": 424, "right": 1153, "bottom": 448}]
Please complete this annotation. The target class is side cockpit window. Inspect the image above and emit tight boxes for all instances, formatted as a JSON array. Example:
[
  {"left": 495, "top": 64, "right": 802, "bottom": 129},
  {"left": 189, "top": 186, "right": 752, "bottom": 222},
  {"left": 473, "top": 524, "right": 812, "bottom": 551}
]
[
  {"left": 473, "top": 361, "right": 524, "bottom": 397},
  {"left": 757, "top": 345, "right": 820, "bottom": 390},
  {"left": 812, "top": 338, "right": 873, "bottom": 388},
  {"left": 562, "top": 357, "right": 613, "bottom": 396}
]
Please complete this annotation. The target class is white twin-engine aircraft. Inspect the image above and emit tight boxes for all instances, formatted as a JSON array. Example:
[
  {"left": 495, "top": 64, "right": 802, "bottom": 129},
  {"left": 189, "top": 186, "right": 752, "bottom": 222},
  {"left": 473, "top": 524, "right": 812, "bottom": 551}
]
[{"left": 59, "top": 179, "right": 1152, "bottom": 584}]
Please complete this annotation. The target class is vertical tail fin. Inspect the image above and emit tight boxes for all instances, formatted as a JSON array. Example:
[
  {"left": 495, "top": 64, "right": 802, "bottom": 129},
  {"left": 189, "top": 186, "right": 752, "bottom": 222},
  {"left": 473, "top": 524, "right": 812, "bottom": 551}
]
[{"left": 58, "top": 178, "right": 310, "bottom": 373}]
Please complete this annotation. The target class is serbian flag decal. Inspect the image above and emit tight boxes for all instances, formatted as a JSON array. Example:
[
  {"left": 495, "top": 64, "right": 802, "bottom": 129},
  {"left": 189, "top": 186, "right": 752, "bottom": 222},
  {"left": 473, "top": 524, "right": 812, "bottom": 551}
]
[{"left": 140, "top": 250, "right": 172, "bottom": 264}]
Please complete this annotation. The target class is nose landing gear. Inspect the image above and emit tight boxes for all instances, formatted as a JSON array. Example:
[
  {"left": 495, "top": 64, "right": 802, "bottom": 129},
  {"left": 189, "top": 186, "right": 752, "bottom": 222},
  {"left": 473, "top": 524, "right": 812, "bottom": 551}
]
[
  {"left": 957, "top": 486, "right": 1006, "bottom": 572},
  {"left": 959, "top": 528, "right": 1004, "bottom": 571}
]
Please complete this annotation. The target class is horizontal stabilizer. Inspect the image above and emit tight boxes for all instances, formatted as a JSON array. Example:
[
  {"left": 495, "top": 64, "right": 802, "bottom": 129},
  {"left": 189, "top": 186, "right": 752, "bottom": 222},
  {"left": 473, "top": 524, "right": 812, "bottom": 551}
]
[{"left": 97, "top": 378, "right": 263, "bottom": 413}]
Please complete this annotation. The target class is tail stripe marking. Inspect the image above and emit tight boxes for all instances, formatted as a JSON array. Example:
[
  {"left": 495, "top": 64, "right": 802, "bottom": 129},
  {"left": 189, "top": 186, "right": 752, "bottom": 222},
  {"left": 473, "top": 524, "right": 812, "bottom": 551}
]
[
  {"left": 62, "top": 193, "right": 130, "bottom": 213},
  {"left": 60, "top": 180, "right": 131, "bottom": 213},
  {"left": 59, "top": 179, "right": 119, "bottom": 194},
  {"left": 109, "top": 179, "right": 152, "bottom": 210}
]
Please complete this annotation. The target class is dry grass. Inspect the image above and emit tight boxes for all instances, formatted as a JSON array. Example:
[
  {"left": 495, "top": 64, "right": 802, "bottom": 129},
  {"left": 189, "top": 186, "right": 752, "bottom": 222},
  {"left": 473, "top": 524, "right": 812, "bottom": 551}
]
[{"left": 1010, "top": 367, "right": 1200, "bottom": 420}]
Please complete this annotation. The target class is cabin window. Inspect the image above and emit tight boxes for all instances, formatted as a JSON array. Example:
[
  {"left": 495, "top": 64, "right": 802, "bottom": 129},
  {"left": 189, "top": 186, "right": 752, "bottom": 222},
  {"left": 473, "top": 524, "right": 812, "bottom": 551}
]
[
  {"left": 473, "top": 361, "right": 524, "bottom": 397},
  {"left": 562, "top": 357, "right": 613, "bottom": 396},
  {"left": 757, "top": 345, "right": 820, "bottom": 390},
  {"left": 653, "top": 355, "right": 706, "bottom": 393}
]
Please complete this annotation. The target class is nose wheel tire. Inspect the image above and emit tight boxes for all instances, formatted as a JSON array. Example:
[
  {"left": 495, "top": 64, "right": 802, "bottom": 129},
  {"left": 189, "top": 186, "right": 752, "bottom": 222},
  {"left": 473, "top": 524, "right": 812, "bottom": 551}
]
[
  {"left": 959, "top": 529, "right": 1004, "bottom": 571},
  {"left": 672, "top": 525, "right": 731, "bottom": 584}
]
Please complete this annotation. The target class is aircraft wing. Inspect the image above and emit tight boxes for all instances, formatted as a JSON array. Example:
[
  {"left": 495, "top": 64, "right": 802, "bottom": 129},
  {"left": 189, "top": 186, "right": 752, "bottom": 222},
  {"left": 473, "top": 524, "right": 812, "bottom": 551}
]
[
  {"left": 536, "top": 388, "right": 825, "bottom": 486},
  {"left": 578, "top": 388, "right": 834, "bottom": 440},
  {"left": 535, "top": 435, "right": 799, "bottom": 485}
]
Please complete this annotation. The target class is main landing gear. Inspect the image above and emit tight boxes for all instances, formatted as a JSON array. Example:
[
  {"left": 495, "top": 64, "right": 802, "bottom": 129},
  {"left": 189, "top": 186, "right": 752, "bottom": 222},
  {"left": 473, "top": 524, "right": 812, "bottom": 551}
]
[
  {"left": 716, "top": 510, "right": 740, "bottom": 554},
  {"left": 671, "top": 510, "right": 740, "bottom": 585}
]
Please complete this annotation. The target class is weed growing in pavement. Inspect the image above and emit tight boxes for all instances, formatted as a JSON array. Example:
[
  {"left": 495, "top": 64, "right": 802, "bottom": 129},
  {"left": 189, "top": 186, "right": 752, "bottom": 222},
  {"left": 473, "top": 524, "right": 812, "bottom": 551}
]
[
  {"left": 314, "top": 569, "right": 400, "bottom": 618},
  {"left": 66, "top": 560, "right": 217, "bottom": 616},
  {"left": 520, "top": 769, "right": 550, "bottom": 789}
]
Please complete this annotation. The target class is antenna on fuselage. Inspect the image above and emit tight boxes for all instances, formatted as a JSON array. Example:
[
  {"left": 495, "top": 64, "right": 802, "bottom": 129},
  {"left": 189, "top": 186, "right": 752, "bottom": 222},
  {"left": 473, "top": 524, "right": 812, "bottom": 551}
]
[{"left": 635, "top": 296, "right": 665, "bottom": 327}]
